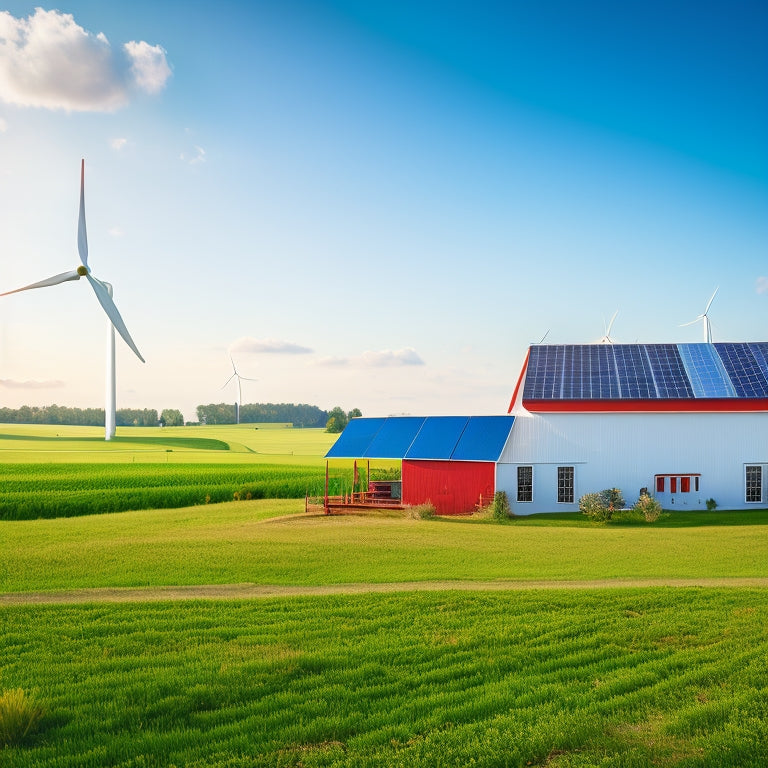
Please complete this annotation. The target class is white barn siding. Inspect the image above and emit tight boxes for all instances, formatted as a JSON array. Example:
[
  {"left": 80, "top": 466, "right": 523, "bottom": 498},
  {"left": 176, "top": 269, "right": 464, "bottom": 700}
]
[{"left": 497, "top": 410, "right": 768, "bottom": 514}]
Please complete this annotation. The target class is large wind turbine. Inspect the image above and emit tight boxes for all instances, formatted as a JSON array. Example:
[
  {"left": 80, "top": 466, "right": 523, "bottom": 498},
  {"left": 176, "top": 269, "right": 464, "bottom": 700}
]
[
  {"left": 1, "top": 160, "right": 144, "bottom": 440},
  {"left": 681, "top": 287, "right": 718, "bottom": 343},
  {"left": 221, "top": 354, "right": 257, "bottom": 424}
]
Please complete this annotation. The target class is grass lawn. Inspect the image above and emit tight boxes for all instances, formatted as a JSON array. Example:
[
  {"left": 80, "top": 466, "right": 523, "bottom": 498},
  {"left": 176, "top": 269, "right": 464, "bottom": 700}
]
[{"left": 2, "top": 589, "right": 767, "bottom": 767}]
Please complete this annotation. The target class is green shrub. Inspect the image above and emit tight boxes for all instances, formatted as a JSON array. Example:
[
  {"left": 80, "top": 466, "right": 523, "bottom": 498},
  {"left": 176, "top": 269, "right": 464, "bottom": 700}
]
[
  {"left": 0, "top": 689, "right": 44, "bottom": 747},
  {"left": 409, "top": 502, "right": 436, "bottom": 519},
  {"left": 579, "top": 492, "right": 613, "bottom": 521},
  {"left": 600, "top": 487, "right": 625, "bottom": 509},
  {"left": 492, "top": 491, "right": 512, "bottom": 521},
  {"left": 634, "top": 493, "right": 662, "bottom": 522},
  {"left": 706, "top": 498, "right": 718, "bottom": 511}
]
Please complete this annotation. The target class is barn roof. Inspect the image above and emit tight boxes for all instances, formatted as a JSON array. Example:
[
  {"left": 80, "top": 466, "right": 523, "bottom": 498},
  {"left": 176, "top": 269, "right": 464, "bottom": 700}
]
[
  {"left": 325, "top": 415, "right": 514, "bottom": 461},
  {"left": 512, "top": 342, "right": 768, "bottom": 412}
]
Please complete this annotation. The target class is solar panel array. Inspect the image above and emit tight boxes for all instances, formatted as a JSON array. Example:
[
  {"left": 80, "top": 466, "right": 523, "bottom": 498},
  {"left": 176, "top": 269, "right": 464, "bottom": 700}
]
[{"left": 523, "top": 343, "right": 768, "bottom": 401}]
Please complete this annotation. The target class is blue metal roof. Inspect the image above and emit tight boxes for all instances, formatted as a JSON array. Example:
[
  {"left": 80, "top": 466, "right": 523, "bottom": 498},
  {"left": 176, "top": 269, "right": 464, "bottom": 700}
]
[
  {"left": 450, "top": 416, "right": 513, "bottom": 462},
  {"left": 404, "top": 416, "right": 469, "bottom": 460},
  {"left": 523, "top": 343, "right": 768, "bottom": 401},
  {"left": 325, "top": 415, "right": 515, "bottom": 461},
  {"left": 325, "top": 417, "right": 386, "bottom": 458},
  {"left": 364, "top": 416, "right": 426, "bottom": 458}
]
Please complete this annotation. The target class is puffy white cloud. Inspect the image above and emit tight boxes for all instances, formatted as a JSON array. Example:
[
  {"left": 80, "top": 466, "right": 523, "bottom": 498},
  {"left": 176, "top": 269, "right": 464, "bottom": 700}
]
[
  {"left": 180, "top": 145, "right": 206, "bottom": 165},
  {"left": 0, "top": 378, "right": 64, "bottom": 389},
  {"left": 757, "top": 277, "right": 768, "bottom": 295},
  {"left": 230, "top": 337, "right": 314, "bottom": 355},
  {"left": 315, "top": 347, "right": 425, "bottom": 368},
  {"left": 360, "top": 348, "right": 425, "bottom": 367},
  {"left": 110, "top": 137, "right": 128, "bottom": 150},
  {"left": 0, "top": 8, "right": 170, "bottom": 112}
]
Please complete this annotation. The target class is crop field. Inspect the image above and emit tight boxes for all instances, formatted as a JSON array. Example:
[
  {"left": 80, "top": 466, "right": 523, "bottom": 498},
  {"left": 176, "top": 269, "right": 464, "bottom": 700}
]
[
  {"left": 1, "top": 425, "right": 767, "bottom": 766},
  {"left": 0, "top": 424, "right": 354, "bottom": 519},
  {"left": 2, "top": 589, "right": 767, "bottom": 767}
]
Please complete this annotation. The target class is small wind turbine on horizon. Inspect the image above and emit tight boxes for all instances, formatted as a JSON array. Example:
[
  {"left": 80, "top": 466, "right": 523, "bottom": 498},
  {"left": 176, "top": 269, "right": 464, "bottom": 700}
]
[
  {"left": 221, "top": 354, "right": 257, "bottom": 424},
  {"left": 681, "top": 287, "right": 719, "bottom": 343},
  {"left": 0, "top": 160, "right": 144, "bottom": 440},
  {"left": 598, "top": 310, "right": 619, "bottom": 344}
]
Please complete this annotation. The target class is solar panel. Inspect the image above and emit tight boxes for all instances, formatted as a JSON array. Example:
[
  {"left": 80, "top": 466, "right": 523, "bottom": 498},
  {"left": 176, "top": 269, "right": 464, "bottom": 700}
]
[
  {"left": 714, "top": 343, "right": 768, "bottom": 398},
  {"left": 613, "top": 345, "right": 656, "bottom": 398},
  {"left": 643, "top": 345, "right": 694, "bottom": 399},
  {"left": 523, "top": 346, "right": 565, "bottom": 400},
  {"left": 677, "top": 344, "right": 736, "bottom": 398},
  {"left": 749, "top": 342, "right": 768, "bottom": 382}
]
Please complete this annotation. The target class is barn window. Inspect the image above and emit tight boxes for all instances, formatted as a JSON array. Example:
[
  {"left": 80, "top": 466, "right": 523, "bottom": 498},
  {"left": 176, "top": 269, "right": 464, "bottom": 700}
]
[
  {"left": 681, "top": 477, "right": 690, "bottom": 493},
  {"left": 557, "top": 466, "right": 574, "bottom": 503},
  {"left": 695, "top": 476, "right": 699, "bottom": 492},
  {"left": 517, "top": 466, "right": 533, "bottom": 502},
  {"left": 746, "top": 466, "right": 762, "bottom": 503},
  {"left": 670, "top": 477, "right": 677, "bottom": 493},
  {"left": 656, "top": 476, "right": 665, "bottom": 493}
]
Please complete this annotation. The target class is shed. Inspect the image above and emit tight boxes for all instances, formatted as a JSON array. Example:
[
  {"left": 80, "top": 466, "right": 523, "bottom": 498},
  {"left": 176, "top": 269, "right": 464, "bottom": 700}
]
[{"left": 325, "top": 415, "right": 514, "bottom": 514}]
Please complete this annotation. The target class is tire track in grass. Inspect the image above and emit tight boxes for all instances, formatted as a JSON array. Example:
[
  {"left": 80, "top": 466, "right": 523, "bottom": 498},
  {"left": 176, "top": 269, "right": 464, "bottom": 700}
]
[{"left": 2, "top": 577, "right": 768, "bottom": 604}]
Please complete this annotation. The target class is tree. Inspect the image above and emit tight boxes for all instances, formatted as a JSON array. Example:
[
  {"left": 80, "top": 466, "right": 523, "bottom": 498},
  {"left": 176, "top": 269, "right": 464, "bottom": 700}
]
[
  {"left": 160, "top": 409, "right": 184, "bottom": 427},
  {"left": 347, "top": 408, "right": 362, "bottom": 420},
  {"left": 325, "top": 406, "right": 348, "bottom": 433}
]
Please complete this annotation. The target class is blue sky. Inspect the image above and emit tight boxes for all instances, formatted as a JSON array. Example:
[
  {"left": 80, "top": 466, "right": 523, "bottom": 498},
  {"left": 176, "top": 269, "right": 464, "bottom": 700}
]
[{"left": 0, "top": 0, "right": 766, "bottom": 422}]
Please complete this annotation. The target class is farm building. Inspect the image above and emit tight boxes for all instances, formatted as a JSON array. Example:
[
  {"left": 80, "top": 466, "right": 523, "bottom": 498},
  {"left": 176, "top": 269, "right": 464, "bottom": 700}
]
[{"left": 326, "top": 342, "right": 768, "bottom": 514}]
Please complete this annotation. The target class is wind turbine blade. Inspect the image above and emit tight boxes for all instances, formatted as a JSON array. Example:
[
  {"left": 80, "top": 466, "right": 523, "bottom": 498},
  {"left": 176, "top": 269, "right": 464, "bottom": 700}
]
[
  {"left": 703, "top": 286, "right": 719, "bottom": 315},
  {"left": 679, "top": 317, "right": 703, "bottom": 328},
  {"left": 606, "top": 310, "right": 618, "bottom": 336},
  {"left": 1, "top": 270, "right": 81, "bottom": 296},
  {"left": 78, "top": 159, "right": 89, "bottom": 268},
  {"left": 240, "top": 376, "right": 259, "bottom": 382},
  {"left": 220, "top": 373, "right": 237, "bottom": 389},
  {"left": 86, "top": 274, "right": 145, "bottom": 363}
]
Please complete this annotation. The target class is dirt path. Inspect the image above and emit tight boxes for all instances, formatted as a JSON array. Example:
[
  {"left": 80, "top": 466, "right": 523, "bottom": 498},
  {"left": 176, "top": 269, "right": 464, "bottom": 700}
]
[{"left": 2, "top": 578, "right": 767, "bottom": 605}]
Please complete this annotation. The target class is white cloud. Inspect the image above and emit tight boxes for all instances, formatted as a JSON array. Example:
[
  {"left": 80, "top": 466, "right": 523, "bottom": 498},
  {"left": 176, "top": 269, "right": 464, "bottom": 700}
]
[
  {"left": 111, "top": 137, "right": 128, "bottom": 150},
  {"left": 0, "top": 378, "right": 64, "bottom": 389},
  {"left": 0, "top": 116, "right": 6, "bottom": 132},
  {"left": 315, "top": 347, "right": 425, "bottom": 368},
  {"left": 0, "top": 8, "right": 170, "bottom": 112},
  {"left": 123, "top": 40, "right": 171, "bottom": 94},
  {"left": 757, "top": 277, "right": 768, "bottom": 295},
  {"left": 231, "top": 337, "right": 314, "bottom": 355},
  {"left": 180, "top": 145, "right": 206, "bottom": 165},
  {"left": 108, "top": 226, "right": 124, "bottom": 238}
]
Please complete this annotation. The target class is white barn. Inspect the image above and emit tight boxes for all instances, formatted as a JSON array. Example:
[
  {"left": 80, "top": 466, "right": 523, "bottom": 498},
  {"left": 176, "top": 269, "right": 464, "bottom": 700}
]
[{"left": 498, "top": 342, "right": 768, "bottom": 514}]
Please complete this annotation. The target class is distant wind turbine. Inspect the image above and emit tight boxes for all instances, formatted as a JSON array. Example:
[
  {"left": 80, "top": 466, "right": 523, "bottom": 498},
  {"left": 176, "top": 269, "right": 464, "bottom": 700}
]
[
  {"left": 1, "top": 160, "right": 144, "bottom": 440},
  {"left": 598, "top": 310, "right": 619, "bottom": 344},
  {"left": 221, "top": 354, "right": 257, "bottom": 424},
  {"left": 681, "top": 287, "right": 718, "bottom": 343}
]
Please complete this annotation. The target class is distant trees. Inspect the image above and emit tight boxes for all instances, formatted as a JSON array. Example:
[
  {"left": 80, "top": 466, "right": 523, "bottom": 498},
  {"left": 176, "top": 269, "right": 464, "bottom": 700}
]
[
  {"left": 160, "top": 409, "right": 184, "bottom": 427},
  {"left": 325, "top": 407, "right": 362, "bottom": 433},
  {"left": 197, "top": 403, "right": 329, "bottom": 428},
  {"left": 116, "top": 409, "right": 159, "bottom": 427}
]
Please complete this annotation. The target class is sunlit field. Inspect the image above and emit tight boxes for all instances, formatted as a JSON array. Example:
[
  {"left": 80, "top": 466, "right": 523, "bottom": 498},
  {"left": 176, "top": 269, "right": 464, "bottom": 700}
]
[
  {"left": 1, "top": 426, "right": 767, "bottom": 766},
  {"left": 0, "top": 423, "right": 336, "bottom": 464}
]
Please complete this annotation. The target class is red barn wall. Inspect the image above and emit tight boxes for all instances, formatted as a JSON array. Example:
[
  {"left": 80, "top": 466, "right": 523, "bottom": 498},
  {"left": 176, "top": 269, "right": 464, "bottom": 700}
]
[{"left": 402, "top": 460, "right": 495, "bottom": 514}]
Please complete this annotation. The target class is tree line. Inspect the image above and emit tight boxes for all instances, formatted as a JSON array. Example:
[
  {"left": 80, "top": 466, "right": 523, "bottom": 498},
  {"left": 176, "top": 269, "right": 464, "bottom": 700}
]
[{"left": 0, "top": 402, "right": 357, "bottom": 429}]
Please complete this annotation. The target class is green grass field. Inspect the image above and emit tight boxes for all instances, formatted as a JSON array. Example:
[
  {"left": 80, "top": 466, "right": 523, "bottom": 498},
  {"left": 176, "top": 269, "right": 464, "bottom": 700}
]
[{"left": 1, "top": 424, "right": 767, "bottom": 766}]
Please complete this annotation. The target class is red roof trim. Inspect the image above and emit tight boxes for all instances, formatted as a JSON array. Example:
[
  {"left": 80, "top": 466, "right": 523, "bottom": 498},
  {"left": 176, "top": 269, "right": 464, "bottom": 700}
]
[
  {"left": 522, "top": 398, "right": 768, "bottom": 413},
  {"left": 508, "top": 349, "right": 530, "bottom": 413}
]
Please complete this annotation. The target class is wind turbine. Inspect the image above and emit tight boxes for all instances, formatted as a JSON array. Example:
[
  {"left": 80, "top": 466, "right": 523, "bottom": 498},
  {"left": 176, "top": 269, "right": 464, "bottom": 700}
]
[
  {"left": 681, "top": 287, "right": 718, "bottom": 343},
  {"left": 1, "top": 160, "right": 144, "bottom": 440},
  {"left": 220, "top": 354, "right": 257, "bottom": 424},
  {"left": 598, "top": 310, "right": 619, "bottom": 344}
]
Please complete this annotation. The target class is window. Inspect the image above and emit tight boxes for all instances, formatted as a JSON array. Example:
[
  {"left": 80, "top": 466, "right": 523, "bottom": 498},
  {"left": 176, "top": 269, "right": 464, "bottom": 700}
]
[
  {"left": 695, "top": 477, "right": 699, "bottom": 492},
  {"left": 557, "top": 466, "right": 574, "bottom": 503},
  {"left": 681, "top": 477, "right": 690, "bottom": 493},
  {"left": 656, "top": 476, "right": 665, "bottom": 493},
  {"left": 746, "top": 465, "right": 762, "bottom": 503},
  {"left": 517, "top": 466, "right": 533, "bottom": 502},
  {"left": 670, "top": 477, "right": 677, "bottom": 493}
]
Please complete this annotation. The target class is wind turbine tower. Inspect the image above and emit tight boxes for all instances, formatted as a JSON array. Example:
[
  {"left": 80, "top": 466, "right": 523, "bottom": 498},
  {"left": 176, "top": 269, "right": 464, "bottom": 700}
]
[
  {"left": 1, "top": 160, "right": 144, "bottom": 440},
  {"left": 221, "top": 355, "right": 257, "bottom": 424}
]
